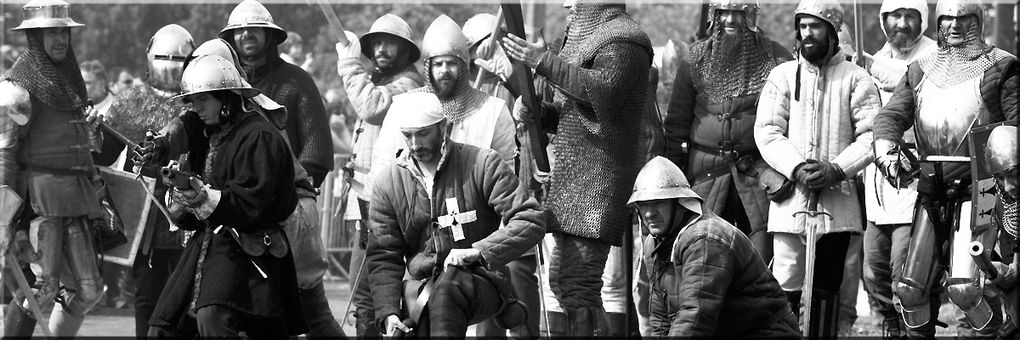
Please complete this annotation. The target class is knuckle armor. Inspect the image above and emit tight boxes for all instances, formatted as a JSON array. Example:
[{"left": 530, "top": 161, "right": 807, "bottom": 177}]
[{"left": 945, "top": 277, "right": 996, "bottom": 332}]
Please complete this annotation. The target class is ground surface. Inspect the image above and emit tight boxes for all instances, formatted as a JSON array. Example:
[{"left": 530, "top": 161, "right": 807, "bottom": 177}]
[{"left": 1, "top": 280, "right": 967, "bottom": 337}]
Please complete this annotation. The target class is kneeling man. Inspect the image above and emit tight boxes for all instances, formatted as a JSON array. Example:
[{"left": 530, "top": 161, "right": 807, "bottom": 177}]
[
  {"left": 630, "top": 156, "right": 800, "bottom": 337},
  {"left": 366, "top": 94, "right": 545, "bottom": 336}
]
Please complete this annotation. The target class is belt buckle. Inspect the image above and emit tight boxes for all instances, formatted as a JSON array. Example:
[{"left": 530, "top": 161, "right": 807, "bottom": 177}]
[{"left": 263, "top": 233, "right": 272, "bottom": 246}]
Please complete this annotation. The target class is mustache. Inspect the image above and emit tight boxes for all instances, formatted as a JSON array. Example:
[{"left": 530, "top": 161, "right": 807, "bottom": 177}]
[
  {"left": 375, "top": 52, "right": 392, "bottom": 60},
  {"left": 802, "top": 37, "right": 820, "bottom": 45}
]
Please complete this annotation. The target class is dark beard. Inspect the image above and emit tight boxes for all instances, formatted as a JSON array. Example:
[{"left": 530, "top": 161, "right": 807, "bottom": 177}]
[
  {"left": 434, "top": 78, "right": 457, "bottom": 99},
  {"left": 717, "top": 30, "right": 743, "bottom": 58},
  {"left": 800, "top": 38, "right": 830, "bottom": 65}
]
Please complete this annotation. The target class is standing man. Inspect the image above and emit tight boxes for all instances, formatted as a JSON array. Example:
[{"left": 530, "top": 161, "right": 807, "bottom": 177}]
[
  {"left": 334, "top": 12, "right": 425, "bottom": 337},
  {"left": 367, "top": 95, "right": 545, "bottom": 337},
  {"left": 103, "top": 24, "right": 194, "bottom": 337},
  {"left": 501, "top": 1, "right": 653, "bottom": 335},
  {"left": 373, "top": 15, "right": 516, "bottom": 172},
  {"left": 663, "top": 0, "right": 793, "bottom": 262},
  {"left": 872, "top": 0, "right": 1017, "bottom": 336},
  {"left": 857, "top": 0, "right": 936, "bottom": 337},
  {"left": 0, "top": 0, "right": 106, "bottom": 336},
  {"left": 754, "top": 0, "right": 881, "bottom": 336},
  {"left": 219, "top": 0, "right": 338, "bottom": 337}
]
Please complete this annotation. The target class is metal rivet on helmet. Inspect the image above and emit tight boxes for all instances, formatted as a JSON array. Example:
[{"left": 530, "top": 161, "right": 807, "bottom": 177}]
[
  {"left": 707, "top": 0, "right": 760, "bottom": 31},
  {"left": 12, "top": 0, "right": 84, "bottom": 31},
  {"left": 795, "top": 0, "right": 845, "bottom": 36},
  {"left": 218, "top": 0, "right": 287, "bottom": 45}
]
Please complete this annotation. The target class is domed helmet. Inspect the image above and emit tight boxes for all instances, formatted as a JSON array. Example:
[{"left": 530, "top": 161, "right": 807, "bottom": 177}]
[
  {"left": 218, "top": 0, "right": 287, "bottom": 45},
  {"left": 421, "top": 15, "right": 471, "bottom": 65},
  {"left": 146, "top": 24, "right": 195, "bottom": 93},
  {"left": 628, "top": 156, "right": 702, "bottom": 205},
  {"left": 173, "top": 55, "right": 259, "bottom": 105},
  {"left": 186, "top": 39, "right": 284, "bottom": 112},
  {"left": 462, "top": 13, "right": 498, "bottom": 50},
  {"left": 794, "top": 0, "right": 845, "bottom": 41},
  {"left": 986, "top": 126, "right": 1017, "bottom": 177},
  {"left": 12, "top": 0, "right": 84, "bottom": 31},
  {"left": 933, "top": 0, "right": 985, "bottom": 46},
  {"left": 708, "top": 0, "right": 760, "bottom": 32},
  {"left": 359, "top": 14, "right": 420, "bottom": 62}
]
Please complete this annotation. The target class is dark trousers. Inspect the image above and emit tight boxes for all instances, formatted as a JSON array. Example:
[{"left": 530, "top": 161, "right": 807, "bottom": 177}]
[
  {"left": 721, "top": 182, "right": 773, "bottom": 263},
  {"left": 349, "top": 221, "right": 378, "bottom": 337},
  {"left": 475, "top": 254, "right": 540, "bottom": 338},
  {"left": 421, "top": 266, "right": 502, "bottom": 337},
  {"left": 862, "top": 222, "right": 911, "bottom": 320},
  {"left": 133, "top": 248, "right": 182, "bottom": 338},
  {"left": 148, "top": 305, "right": 289, "bottom": 338}
]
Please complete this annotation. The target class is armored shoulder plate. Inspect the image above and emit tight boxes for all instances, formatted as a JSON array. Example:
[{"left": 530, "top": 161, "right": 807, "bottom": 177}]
[{"left": 0, "top": 81, "right": 31, "bottom": 125}]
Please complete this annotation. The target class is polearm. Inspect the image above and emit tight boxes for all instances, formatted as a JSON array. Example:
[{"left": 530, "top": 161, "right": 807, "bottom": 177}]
[
  {"left": 852, "top": 0, "right": 865, "bottom": 67},
  {"left": 501, "top": 1, "right": 551, "bottom": 173},
  {"left": 312, "top": 0, "right": 349, "bottom": 45}
]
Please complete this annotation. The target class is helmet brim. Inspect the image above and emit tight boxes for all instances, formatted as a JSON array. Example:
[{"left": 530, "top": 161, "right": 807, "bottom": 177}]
[
  {"left": 627, "top": 186, "right": 702, "bottom": 206},
  {"left": 12, "top": 19, "right": 84, "bottom": 31},
  {"left": 171, "top": 87, "right": 261, "bottom": 106},
  {"left": 219, "top": 24, "right": 288, "bottom": 45}
]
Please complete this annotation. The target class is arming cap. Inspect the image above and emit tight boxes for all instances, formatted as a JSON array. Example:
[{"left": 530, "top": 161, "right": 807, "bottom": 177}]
[
  {"left": 12, "top": 0, "right": 84, "bottom": 31},
  {"left": 795, "top": 0, "right": 845, "bottom": 34},
  {"left": 986, "top": 126, "right": 1017, "bottom": 174},
  {"left": 147, "top": 24, "right": 195, "bottom": 93},
  {"left": 396, "top": 92, "right": 446, "bottom": 130},
  {"left": 935, "top": 0, "right": 984, "bottom": 22},
  {"left": 173, "top": 55, "right": 259, "bottom": 105},
  {"left": 360, "top": 14, "right": 420, "bottom": 62},
  {"left": 421, "top": 15, "right": 471, "bottom": 64},
  {"left": 219, "top": 0, "right": 287, "bottom": 44},
  {"left": 879, "top": 0, "right": 930, "bottom": 37},
  {"left": 628, "top": 157, "right": 702, "bottom": 205}
]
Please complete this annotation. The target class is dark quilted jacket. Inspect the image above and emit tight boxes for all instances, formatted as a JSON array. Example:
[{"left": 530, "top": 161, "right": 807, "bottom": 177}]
[
  {"left": 366, "top": 141, "right": 546, "bottom": 325},
  {"left": 645, "top": 209, "right": 798, "bottom": 337}
]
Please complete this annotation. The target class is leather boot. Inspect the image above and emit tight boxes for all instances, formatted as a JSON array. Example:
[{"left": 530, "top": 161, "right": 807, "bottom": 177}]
[
  {"left": 786, "top": 290, "right": 802, "bottom": 321},
  {"left": 354, "top": 309, "right": 380, "bottom": 338},
  {"left": 881, "top": 311, "right": 906, "bottom": 339},
  {"left": 299, "top": 283, "right": 346, "bottom": 338},
  {"left": 49, "top": 303, "right": 86, "bottom": 337},
  {"left": 3, "top": 303, "right": 37, "bottom": 338},
  {"left": 544, "top": 311, "right": 568, "bottom": 337},
  {"left": 604, "top": 311, "right": 641, "bottom": 337},
  {"left": 807, "top": 289, "right": 840, "bottom": 339}
]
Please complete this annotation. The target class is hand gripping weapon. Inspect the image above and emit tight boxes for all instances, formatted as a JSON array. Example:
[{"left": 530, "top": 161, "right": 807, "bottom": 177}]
[{"left": 499, "top": 1, "right": 551, "bottom": 174}]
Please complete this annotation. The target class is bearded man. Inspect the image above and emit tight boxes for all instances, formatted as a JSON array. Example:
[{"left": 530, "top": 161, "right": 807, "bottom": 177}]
[
  {"left": 218, "top": 0, "right": 338, "bottom": 337},
  {"left": 872, "top": 0, "right": 1018, "bottom": 336},
  {"left": 501, "top": 0, "right": 653, "bottom": 335},
  {"left": 857, "top": 1, "right": 937, "bottom": 337},
  {"left": 0, "top": 0, "right": 107, "bottom": 336},
  {"left": 663, "top": 0, "right": 792, "bottom": 262},
  {"left": 372, "top": 15, "right": 516, "bottom": 174},
  {"left": 754, "top": 0, "right": 881, "bottom": 337},
  {"left": 334, "top": 13, "right": 425, "bottom": 337}
]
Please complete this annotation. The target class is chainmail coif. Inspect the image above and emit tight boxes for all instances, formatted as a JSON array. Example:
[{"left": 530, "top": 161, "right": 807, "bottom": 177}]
[
  {"left": 410, "top": 57, "right": 488, "bottom": 125},
  {"left": 690, "top": 25, "right": 781, "bottom": 105},
  {"left": 921, "top": 19, "right": 1012, "bottom": 87},
  {"left": 1000, "top": 186, "right": 1018, "bottom": 239},
  {"left": 4, "top": 29, "right": 88, "bottom": 111}
]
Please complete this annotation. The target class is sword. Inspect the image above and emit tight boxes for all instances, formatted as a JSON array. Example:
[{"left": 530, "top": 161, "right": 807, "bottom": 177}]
[
  {"left": 310, "top": 0, "right": 349, "bottom": 45},
  {"left": 794, "top": 191, "right": 832, "bottom": 337}
]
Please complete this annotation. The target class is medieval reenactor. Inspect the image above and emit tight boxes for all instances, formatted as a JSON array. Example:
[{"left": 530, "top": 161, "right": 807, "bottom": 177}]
[
  {"left": 500, "top": 0, "right": 653, "bottom": 335},
  {"left": 101, "top": 24, "right": 194, "bottom": 337},
  {"left": 218, "top": 0, "right": 340, "bottom": 336},
  {"left": 372, "top": 15, "right": 517, "bottom": 173},
  {"left": 983, "top": 125, "right": 1018, "bottom": 339},
  {"left": 1, "top": 0, "right": 107, "bottom": 336},
  {"left": 629, "top": 156, "right": 800, "bottom": 336},
  {"left": 366, "top": 95, "right": 544, "bottom": 336},
  {"left": 872, "top": 0, "right": 1018, "bottom": 336},
  {"left": 754, "top": 0, "right": 881, "bottom": 336},
  {"left": 663, "top": 0, "right": 793, "bottom": 262},
  {"left": 143, "top": 54, "right": 304, "bottom": 337},
  {"left": 334, "top": 13, "right": 425, "bottom": 337},
  {"left": 857, "top": 0, "right": 936, "bottom": 338}
]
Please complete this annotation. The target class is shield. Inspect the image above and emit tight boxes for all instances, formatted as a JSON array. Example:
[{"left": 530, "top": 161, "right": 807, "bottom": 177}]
[
  {"left": 97, "top": 166, "right": 156, "bottom": 266},
  {"left": 968, "top": 121, "right": 1016, "bottom": 233}
]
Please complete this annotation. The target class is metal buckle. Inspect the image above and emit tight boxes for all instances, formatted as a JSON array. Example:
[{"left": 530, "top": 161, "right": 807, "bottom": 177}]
[{"left": 263, "top": 233, "right": 271, "bottom": 246}]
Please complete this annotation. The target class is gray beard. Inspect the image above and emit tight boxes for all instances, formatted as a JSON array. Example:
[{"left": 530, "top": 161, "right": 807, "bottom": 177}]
[{"left": 888, "top": 31, "right": 918, "bottom": 51}]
